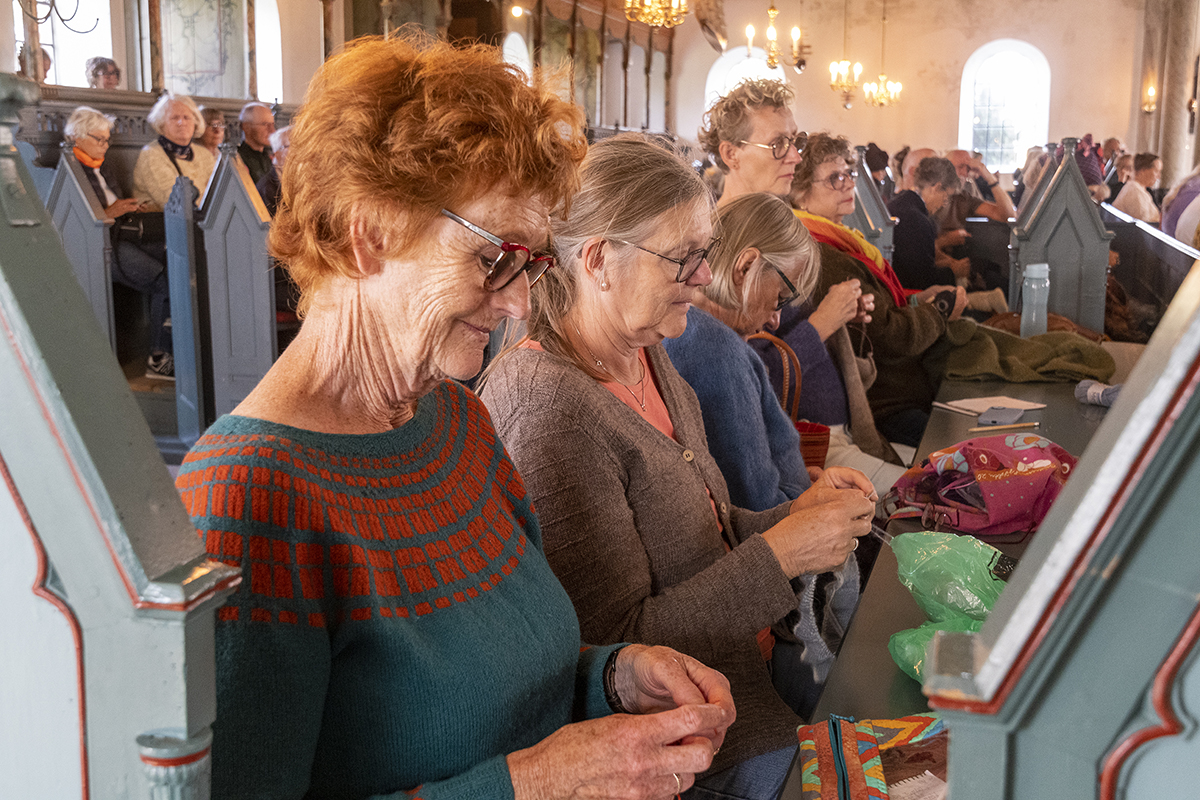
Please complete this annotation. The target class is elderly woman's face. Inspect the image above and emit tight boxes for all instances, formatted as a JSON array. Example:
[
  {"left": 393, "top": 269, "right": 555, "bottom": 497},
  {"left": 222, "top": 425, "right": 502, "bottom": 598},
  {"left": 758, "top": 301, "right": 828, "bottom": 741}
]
[
  {"left": 374, "top": 190, "right": 546, "bottom": 382},
  {"left": 734, "top": 253, "right": 805, "bottom": 337},
  {"left": 75, "top": 124, "right": 111, "bottom": 161},
  {"left": 200, "top": 117, "right": 226, "bottom": 149},
  {"left": 800, "top": 157, "right": 857, "bottom": 223},
  {"left": 601, "top": 200, "right": 714, "bottom": 346},
  {"left": 728, "top": 106, "right": 803, "bottom": 196},
  {"left": 162, "top": 102, "right": 197, "bottom": 146}
]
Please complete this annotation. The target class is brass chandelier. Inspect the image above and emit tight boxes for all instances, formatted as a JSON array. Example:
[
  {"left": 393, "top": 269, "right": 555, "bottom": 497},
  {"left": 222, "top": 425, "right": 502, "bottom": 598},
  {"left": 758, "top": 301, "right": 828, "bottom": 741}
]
[
  {"left": 828, "top": 0, "right": 862, "bottom": 108},
  {"left": 863, "top": 0, "right": 902, "bottom": 106},
  {"left": 624, "top": 0, "right": 689, "bottom": 28}
]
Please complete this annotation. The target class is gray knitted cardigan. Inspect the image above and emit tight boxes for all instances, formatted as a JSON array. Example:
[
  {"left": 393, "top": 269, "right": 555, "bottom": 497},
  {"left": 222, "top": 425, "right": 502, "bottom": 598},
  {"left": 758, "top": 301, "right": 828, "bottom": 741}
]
[{"left": 482, "top": 344, "right": 802, "bottom": 773}]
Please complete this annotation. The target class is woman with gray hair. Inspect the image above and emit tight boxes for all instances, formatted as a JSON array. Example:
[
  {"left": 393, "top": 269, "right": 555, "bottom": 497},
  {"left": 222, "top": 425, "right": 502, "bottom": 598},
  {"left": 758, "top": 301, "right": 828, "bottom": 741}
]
[
  {"left": 132, "top": 92, "right": 215, "bottom": 210},
  {"left": 65, "top": 106, "right": 172, "bottom": 379},
  {"left": 482, "top": 135, "right": 876, "bottom": 800}
]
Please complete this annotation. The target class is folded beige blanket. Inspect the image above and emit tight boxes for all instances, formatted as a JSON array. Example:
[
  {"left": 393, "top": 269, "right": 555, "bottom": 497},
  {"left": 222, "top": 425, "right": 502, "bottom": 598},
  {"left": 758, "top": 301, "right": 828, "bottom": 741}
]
[{"left": 945, "top": 326, "right": 1116, "bottom": 383}]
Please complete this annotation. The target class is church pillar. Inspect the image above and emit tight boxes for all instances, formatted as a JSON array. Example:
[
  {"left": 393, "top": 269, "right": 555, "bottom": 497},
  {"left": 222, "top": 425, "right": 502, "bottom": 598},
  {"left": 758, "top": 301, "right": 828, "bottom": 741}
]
[
  {"left": 246, "top": 0, "right": 259, "bottom": 99},
  {"left": 147, "top": 0, "right": 165, "bottom": 90},
  {"left": 1159, "top": 0, "right": 1199, "bottom": 184},
  {"left": 19, "top": 0, "right": 42, "bottom": 82}
]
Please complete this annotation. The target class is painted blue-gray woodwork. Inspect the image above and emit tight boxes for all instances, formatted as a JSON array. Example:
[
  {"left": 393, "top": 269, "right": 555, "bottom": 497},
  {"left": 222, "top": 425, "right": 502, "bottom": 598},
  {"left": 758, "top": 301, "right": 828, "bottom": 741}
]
[
  {"left": 16, "top": 139, "right": 55, "bottom": 201},
  {"left": 1101, "top": 202, "right": 1199, "bottom": 324},
  {"left": 46, "top": 147, "right": 117, "bottom": 351},
  {"left": 164, "top": 176, "right": 212, "bottom": 451},
  {"left": 845, "top": 144, "right": 895, "bottom": 263},
  {"left": 924, "top": 254, "right": 1200, "bottom": 798},
  {"left": 199, "top": 145, "right": 276, "bottom": 418},
  {"left": 0, "top": 72, "right": 238, "bottom": 799},
  {"left": 1010, "top": 138, "right": 1113, "bottom": 333}
]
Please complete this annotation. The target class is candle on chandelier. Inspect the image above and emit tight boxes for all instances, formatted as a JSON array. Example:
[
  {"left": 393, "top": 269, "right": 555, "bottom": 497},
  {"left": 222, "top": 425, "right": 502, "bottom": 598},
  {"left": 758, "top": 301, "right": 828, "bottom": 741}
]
[{"left": 746, "top": 24, "right": 755, "bottom": 55}]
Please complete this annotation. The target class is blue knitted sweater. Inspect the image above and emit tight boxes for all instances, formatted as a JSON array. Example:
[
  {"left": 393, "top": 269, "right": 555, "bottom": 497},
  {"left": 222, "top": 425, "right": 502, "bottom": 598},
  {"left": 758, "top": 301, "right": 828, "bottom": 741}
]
[
  {"left": 664, "top": 306, "right": 810, "bottom": 512},
  {"left": 176, "top": 381, "right": 617, "bottom": 800}
]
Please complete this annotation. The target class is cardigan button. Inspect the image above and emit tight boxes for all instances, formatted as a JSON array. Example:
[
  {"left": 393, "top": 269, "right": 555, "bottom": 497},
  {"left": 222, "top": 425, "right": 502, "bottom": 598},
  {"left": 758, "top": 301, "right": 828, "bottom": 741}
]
[
  {"left": 682, "top": 449, "right": 695, "bottom": 462},
  {"left": 719, "top": 502, "right": 728, "bottom": 514}
]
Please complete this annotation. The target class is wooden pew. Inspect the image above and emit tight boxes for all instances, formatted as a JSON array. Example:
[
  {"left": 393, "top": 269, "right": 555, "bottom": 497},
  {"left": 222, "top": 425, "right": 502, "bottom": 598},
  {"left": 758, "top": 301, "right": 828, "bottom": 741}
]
[
  {"left": 161, "top": 147, "right": 284, "bottom": 454},
  {"left": 0, "top": 73, "right": 238, "bottom": 800},
  {"left": 1010, "top": 137, "right": 1112, "bottom": 334},
  {"left": 846, "top": 144, "right": 896, "bottom": 262},
  {"left": 963, "top": 217, "right": 1013, "bottom": 292},
  {"left": 45, "top": 146, "right": 117, "bottom": 350},
  {"left": 1100, "top": 202, "right": 1200, "bottom": 328}
]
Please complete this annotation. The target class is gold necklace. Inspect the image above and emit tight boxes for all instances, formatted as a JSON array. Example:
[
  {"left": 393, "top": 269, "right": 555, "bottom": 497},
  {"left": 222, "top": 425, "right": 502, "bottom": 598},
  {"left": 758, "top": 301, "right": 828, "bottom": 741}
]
[{"left": 574, "top": 326, "right": 647, "bottom": 412}]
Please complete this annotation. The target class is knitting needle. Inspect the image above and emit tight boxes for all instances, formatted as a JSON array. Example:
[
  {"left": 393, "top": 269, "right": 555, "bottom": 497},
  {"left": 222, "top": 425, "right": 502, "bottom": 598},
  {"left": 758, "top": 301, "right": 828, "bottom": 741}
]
[
  {"left": 870, "top": 523, "right": 893, "bottom": 545},
  {"left": 932, "top": 401, "right": 977, "bottom": 417},
  {"left": 967, "top": 421, "right": 1041, "bottom": 433}
]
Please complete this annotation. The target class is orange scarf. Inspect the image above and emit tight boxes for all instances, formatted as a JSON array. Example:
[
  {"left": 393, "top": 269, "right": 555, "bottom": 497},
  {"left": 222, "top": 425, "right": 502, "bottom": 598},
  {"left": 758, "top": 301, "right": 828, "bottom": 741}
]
[
  {"left": 73, "top": 145, "right": 104, "bottom": 170},
  {"left": 793, "top": 209, "right": 913, "bottom": 309}
]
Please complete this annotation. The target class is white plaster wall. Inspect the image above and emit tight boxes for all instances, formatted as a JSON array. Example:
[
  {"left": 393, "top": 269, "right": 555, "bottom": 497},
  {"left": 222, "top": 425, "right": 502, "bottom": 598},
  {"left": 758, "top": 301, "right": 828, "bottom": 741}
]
[
  {"left": 276, "top": 0, "right": 332, "bottom": 103},
  {"left": 672, "top": 0, "right": 1144, "bottom": 157}
]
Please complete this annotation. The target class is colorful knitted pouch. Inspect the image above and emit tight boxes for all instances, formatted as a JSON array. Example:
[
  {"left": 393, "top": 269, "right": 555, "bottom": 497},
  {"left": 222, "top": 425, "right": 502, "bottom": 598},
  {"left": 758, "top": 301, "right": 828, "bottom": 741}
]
[{"left": 884, "top": 433, "right": 1077, "bottom": 537}]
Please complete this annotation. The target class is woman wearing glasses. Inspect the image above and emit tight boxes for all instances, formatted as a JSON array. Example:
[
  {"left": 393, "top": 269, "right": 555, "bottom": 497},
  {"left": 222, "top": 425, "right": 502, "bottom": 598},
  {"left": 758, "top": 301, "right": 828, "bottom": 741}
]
[
  {"left": 791, "top": 133, "right": 969, "bottom": 448},
  {"left": 175, "top": 40, "right": 735, "bottom": 800},
  {"left": 700, "top": 92, "right": 904, "bottom": 496},
  {"left": 482, "top": 135, "right": 875, "bottom": 800}
]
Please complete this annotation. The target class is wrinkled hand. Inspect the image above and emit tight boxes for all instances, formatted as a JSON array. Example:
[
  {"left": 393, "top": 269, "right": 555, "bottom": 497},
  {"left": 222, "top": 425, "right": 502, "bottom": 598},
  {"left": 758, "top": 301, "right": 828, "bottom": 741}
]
[
  {"left": 104, "top": 197, "right": 143, "bottom": 218},
  {"left": 809, "top": 279, "right": 864, "bottom": 341},
  {"left": 812, "top": 465, "right": 878, "bottom": 503},
  {"left": 615, "top": 645, "right": 735, "bottom": 741},
  {"left": 936, "top": 228, "right": 970, "bottom": 250},
  {"left": 507, "top": 703, "right": 728, "bottom": 800},
  {"left": 766, "top": 490, "right": 874, "bottom": 577},
  {"left": 948, "top": 285, "right": 969, "bottom": 320},
  {"left": 854, "top": 292, "right": 874, "bottom": 324}
]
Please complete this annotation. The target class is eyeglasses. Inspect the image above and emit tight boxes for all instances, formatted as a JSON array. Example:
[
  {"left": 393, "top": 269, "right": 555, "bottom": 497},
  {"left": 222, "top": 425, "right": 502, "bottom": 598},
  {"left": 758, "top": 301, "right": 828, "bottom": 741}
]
[
  {"left": 86, "top": 132, "right": 110, "bottom": 147},
  {"left": 821, "top": 169, "right": 858, "bottom": 190},
  {"left": 738, "top": 133, "right": 808, "bottom": 160},
  {"left": 764, "top": 260, "right": 802, "bottom": 310},
  {"left": 441, "top": 208, "right": 555, "bottom": 291},
  {"left": 611, "top": 236, "right": 720, "bottom": 283}
]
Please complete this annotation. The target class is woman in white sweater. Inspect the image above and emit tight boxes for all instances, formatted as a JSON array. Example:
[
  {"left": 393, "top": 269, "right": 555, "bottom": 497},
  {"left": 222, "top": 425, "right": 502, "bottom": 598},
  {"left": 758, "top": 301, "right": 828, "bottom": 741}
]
[{"left": 132, "top": 92, "right": 215, "bottom": 211}]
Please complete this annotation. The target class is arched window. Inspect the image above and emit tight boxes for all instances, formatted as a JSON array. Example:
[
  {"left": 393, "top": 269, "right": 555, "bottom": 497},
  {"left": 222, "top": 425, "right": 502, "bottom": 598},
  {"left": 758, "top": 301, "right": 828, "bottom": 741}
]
[
  {"left": 502, "top": 31, "right": 532, "bottom": 79},
  {"left": 703, "top": 48, "right": 788, "bottom": 110},
  {"left": 958, "top": 39, "right": 1050, "bottom": 173}
]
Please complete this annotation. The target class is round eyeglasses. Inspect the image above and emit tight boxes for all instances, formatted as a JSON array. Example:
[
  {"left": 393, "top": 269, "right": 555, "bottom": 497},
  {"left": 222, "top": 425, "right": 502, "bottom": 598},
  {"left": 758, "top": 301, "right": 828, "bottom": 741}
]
[
  {"left": 738, "top": 133, "right": 808, "bottom": 160},
  {"left": 611, "top": 236, "right": 721, "bottom": 283},
  {"left": 441, "top": 208, "right": 555, "bottom": 291},
  {"left": 821, "top": 169, "right": 858, "bottom": 191}
]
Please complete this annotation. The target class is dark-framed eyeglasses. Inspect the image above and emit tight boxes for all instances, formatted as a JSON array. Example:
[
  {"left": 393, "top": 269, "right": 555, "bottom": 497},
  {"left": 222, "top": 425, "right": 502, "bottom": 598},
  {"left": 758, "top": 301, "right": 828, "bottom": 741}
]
[
  {"left": 764, "top": 260, "right": 802, "bottom": 310},
  {"left": 822, "top": 169, "right": 858, "bottom": 191},
  {"left": 738, "top": 132, "right": 808, "bottom": 160},
  {"left": 441, "top": 208, "right": 555, "bottom": 292},
  {"left": 611, "top": 236, "right": 721, "bottom": 283},
  {"left": 86, "top": 132, "right": 110, "bottom": 147}
]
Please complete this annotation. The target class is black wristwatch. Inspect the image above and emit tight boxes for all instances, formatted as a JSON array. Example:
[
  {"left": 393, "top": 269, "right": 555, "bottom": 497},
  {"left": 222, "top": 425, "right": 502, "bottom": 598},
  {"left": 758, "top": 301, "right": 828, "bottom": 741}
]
[{"left": 603, "top": 646, "right": 629, "bottom": 713}]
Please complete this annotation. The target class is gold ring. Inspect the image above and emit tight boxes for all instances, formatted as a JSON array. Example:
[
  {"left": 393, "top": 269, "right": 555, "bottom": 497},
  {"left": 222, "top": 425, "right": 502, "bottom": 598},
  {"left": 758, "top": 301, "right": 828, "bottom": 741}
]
[{"left": 674, "top": 772, "right": 682, "bottom": 795}]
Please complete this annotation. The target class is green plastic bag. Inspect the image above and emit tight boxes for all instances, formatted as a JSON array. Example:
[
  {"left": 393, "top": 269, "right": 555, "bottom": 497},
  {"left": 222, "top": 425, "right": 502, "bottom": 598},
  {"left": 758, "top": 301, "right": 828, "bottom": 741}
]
[{"left": 887, "top": 531, "right": 1015, "bottom": 680}]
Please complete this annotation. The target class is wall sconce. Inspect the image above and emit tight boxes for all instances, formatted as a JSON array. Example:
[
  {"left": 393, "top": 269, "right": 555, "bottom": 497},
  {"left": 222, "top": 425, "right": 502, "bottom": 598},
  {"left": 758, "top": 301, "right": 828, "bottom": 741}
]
[{"left": 1143, "top": 85, "right": 1157, "bottom": 114}]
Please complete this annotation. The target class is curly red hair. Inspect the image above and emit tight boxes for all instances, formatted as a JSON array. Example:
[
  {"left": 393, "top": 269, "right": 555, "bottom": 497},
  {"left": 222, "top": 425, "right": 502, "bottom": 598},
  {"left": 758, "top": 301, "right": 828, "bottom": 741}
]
[{"left": 271, "top": 34, "right": 588, "bottom": 313}]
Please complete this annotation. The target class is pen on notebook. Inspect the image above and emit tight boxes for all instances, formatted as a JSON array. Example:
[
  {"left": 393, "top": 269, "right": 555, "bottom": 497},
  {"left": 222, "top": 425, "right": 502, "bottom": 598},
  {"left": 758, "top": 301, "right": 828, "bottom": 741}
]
[
  {"left": 967, "top": 421, "right": 1041, "bottom": 433},
  {"left": 932, "top": 401, "right": 977, "bottom": 417}
]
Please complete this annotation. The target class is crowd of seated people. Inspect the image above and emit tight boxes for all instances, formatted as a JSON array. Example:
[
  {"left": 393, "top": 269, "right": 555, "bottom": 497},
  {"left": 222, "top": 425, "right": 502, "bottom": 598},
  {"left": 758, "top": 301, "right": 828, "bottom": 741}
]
[{"left": 28, "top": 42, "right": 1158, "bottom": 799}]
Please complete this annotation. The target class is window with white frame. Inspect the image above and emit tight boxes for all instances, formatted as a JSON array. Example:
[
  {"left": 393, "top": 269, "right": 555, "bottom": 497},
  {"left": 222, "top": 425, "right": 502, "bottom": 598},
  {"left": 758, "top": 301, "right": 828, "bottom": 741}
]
[
  {"left": 703, "top": 47, "right": 789, "bottom": 111},
  {"left": 958, "top": 39, "right": 1050, "bottom": 173},
  {"left": 12, "top": 0, "right": 113, "bottom": 87}
]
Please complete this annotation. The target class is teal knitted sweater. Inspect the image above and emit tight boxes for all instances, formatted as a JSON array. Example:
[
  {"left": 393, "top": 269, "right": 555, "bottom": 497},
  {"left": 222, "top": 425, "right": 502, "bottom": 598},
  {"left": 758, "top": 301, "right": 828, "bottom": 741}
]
[{"left": 177, "top": 381, "right": 618, "bottom": 799}]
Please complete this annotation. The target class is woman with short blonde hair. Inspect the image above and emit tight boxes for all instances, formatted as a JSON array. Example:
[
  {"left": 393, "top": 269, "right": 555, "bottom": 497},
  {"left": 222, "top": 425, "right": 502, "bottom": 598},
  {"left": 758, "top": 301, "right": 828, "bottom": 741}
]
[{"left": 132, "top": 92, "right": 215, "bottom": 210}]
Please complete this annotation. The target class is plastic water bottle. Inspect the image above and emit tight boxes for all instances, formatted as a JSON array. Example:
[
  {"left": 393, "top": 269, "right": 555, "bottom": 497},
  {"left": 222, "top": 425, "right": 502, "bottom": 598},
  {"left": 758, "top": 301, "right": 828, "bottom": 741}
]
[{"left": 1020, "top": 263, "right": 1050, "bottom": 337}]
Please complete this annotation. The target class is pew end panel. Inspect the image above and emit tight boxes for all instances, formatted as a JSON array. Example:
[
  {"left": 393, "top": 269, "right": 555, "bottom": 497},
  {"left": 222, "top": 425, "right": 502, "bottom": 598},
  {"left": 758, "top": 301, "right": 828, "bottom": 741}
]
[
  {"left": 199, "top": 148, "right": 277, "bottom": 418},
  {"left": 46, "top": 148, "right": 118, "bottom": 351},
  {"left": 922, "top": 257, "right": 1200, "bottom": 798},
  {"left": 1101, "top": 203, "right": 1200, "bottom": 331},
  {"left": 0, "top": 74, "right": 238, "bottom": 799},
  {"left": 1011, "top": 138, "right": 1113, "bottom": 335}
]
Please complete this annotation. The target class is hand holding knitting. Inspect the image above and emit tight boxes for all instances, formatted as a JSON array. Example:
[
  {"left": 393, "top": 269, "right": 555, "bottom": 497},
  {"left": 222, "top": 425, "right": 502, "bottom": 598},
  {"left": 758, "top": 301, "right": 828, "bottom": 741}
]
[{"left": 768, "top": 489, "right": 874, "bottom": 577}]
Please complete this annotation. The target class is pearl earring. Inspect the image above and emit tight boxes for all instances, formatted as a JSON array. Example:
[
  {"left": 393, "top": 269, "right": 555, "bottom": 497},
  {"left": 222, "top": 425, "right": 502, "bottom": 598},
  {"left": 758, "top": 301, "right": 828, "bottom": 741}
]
[{"left": 600, "top": 279, "right": 610, "bottom": 291}]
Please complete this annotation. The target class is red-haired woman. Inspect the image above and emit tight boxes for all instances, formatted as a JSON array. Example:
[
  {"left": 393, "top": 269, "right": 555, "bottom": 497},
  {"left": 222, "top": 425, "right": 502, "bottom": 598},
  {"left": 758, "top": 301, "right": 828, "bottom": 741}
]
[{"left": 175, "top": 36, "right": 732, "bottom": 800}]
